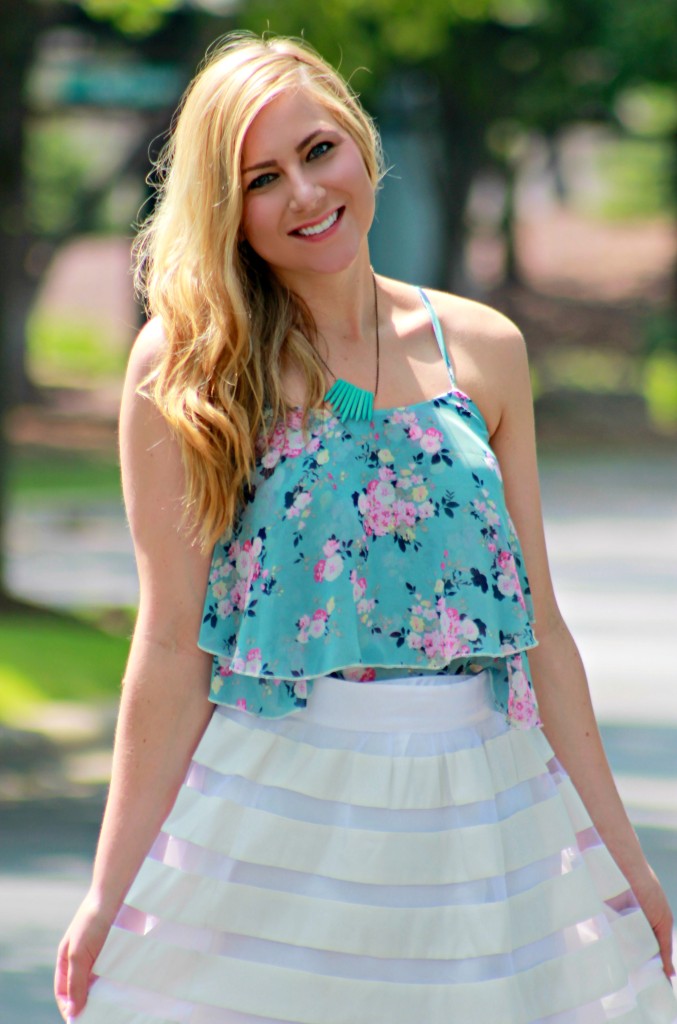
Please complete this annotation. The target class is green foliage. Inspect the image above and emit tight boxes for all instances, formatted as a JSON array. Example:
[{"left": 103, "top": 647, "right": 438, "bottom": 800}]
[
  {"left": 9, "top": 447, "right": 121, "bottom": 501},
  {"left": 535, "top": 347, "right": 639, "bottom": 394},
  {"left": 0, "top": 613, "right": 128, "bottom": 720},
  {"left": 25, "top": 122, "right": 92, "bottom": 236},
  {"left": 643, "top": 353, "right": 677, "bottom": 432},
  {"left": 26, "top": 312, "right": 128, "bottom": 387},
  {"left": 643, "top": 311, "right": 677, "bottom": 357},
  {"left": 615, "top": 83, "right": 677, "bottom": 138},
  {"left": 79, "top": 0, "right": 183, "bottom": 36},
  {"left": 593, "top": 137, "right": 674, "bottom": 220}
]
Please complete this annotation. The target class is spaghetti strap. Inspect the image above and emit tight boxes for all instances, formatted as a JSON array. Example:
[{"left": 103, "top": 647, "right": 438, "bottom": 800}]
[{"left": 417, "top": 288, "right": 456, "bottom": 386}]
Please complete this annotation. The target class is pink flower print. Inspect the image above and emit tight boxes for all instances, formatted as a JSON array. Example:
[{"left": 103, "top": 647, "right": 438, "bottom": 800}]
[
  {"left": 408, "top": 424, "right": 423, "bottom": 441},
  {"left": 484, "top": 449, "right": 501, "bottom": 476},
  {"left": 229, "top": 578, "right": 249, "bottom": 611},
  {"left": 287, "top": 409, "right": 303, "bottom": 431},
  {"left": 309, "top": 608, "right": 329, "bottom": 639},
  {"left": 497, "top": 574, "right": 518, "bottom": 597},
  {"left": 508, "top": 661, "right": 540, "bottom": 728},
  {"left": 323, "top": 554, "right": 343, "bottom": 581},
  {"left": 393, "top": 500, "right": 417, "bottom": 527},
  {"left": 373, "top": 507, "right": 395, "bottom": 536},
  {"left": 297, "top": 614, "right": 311, "bottom": 644},
  {"left": 497, "top": 550, "right": 514, "bottom": 571},
  {"left": 393, "top": 409, "right": 418, "bottom": 426},
  {"left": 406, "top": 633, "right": 423, "bottom": 650},
  {"left": 236, "top": 697, "right": 247, "bottom": 711},
  {"left": 261, "top": 447, "right": 280, "bottom": 470},
  {"left": 294, "top": 679, "right": 308, "bottom": 699},
  {"left": 377, "top": 465, "right": 397, "bottom": 482},
  {"left": 423, "top": 630, "right": 445, "bottom": 660},
  {"left": 374, "top": 480, "right": 396, "bottom": 505},
  {"left": 350, "top": 570, "right": 367, "bottom": 600},
  {"left": 486, "top": 505, "right": 501, "bottom": 527},
  {"left": 246, "top": 647, "right": 262, "bottom": 675},
  {"left": 420, "top": 428, "right": 443, "bottom": 454},
  {"left": 306, "top": 436, "right": 321, "bottom": 454},
  {"left": 233, "top": 537, "right": 262, "bottom": 578},
  {"left": 314, "top": 560, "right": 326, "bottom": 582},
  {"left": 459, "top": 617, "right": 480, "bottom": 642},
  {"left": 323, "top": 538, "right": 341, "bottom": 556}
]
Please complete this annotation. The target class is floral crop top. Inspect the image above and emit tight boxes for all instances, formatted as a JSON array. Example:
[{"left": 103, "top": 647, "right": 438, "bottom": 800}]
[{"left": 198, "top": 290, "right": 540, "bottom": 729}]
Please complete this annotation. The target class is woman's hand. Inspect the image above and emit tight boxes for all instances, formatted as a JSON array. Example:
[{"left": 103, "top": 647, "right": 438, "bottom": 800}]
[
  {"left": 629, "top": 864, "right": 675, "bottom": 980},
  {"left": 54, "top": 892, "right": 117, "bottom": 1020}
]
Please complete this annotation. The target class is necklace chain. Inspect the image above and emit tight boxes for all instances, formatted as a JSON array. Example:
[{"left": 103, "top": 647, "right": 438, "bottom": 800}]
[{"left": 316, "top": 271, "right": 380, "bottom": 423}]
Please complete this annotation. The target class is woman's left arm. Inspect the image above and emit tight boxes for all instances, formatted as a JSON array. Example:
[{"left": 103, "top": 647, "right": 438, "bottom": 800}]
[{"left": 487, "top": 323, "right": 675, "bottom": 980}]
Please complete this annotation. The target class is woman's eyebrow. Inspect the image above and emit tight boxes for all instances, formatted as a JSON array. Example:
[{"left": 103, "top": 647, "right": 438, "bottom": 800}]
[{"left": 242, "top": 129, "right": 325, "bottom": 174}]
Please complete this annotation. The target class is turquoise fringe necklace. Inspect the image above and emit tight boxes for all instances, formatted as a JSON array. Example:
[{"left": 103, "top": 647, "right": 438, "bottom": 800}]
[{"left": 321, "top": 272, "right": 380, "bottom": 424}]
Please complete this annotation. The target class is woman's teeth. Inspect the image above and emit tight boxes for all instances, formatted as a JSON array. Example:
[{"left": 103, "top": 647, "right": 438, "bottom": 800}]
[{"left": 297, "top": 210, "right": 339, "bottom": 236}]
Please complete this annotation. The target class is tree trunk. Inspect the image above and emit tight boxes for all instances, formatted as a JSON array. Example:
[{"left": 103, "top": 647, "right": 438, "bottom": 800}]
[
  {"left": 434, "top": 92, "right": 486, "bottom": 295},
  {"left": 0, "top": 0, "right": 47, "bottom": 597}
]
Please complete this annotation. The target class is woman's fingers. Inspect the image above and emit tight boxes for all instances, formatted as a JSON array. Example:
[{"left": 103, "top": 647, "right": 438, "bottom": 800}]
[
  {"left": 654, "top": 913, "right": 675, "bottom": 980},
  {"left": 54, "top": 937, "right": 71, "bottom": 1020}
]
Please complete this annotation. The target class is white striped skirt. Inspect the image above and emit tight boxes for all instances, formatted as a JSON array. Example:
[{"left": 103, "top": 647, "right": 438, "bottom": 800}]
[{"left": 76, "top": 672, "right": 677, "bottom": 1024}]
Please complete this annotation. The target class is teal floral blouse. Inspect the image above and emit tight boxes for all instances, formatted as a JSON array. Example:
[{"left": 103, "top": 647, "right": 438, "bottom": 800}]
[{"left": 198, "top": 290, "right": 540, "bottom": 729}]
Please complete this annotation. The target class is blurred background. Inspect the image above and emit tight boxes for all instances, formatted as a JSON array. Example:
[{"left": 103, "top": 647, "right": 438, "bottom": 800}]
[{"left": 0, "top": 0, "right": 676, "bottom": 1019}]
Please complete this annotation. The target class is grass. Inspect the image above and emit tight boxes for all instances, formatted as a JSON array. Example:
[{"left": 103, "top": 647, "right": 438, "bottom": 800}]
[
  {"left": 0, "top": 610, "right": 130, "bottom": 722},
  {"left": 8, "top": 446, "right": 121, "bottom": 503},
  {"left": 4, "top": 446, "right": 129, "bottom": 721},
  {"left": 26, "top": 313, "right": 129, "bottom": 388}
]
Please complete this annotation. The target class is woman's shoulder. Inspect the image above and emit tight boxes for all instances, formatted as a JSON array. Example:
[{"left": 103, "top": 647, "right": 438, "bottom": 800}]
[
  {"left": 126, "top": 316, "right": 169, "bottom": 385},
  {"left": 419, "top": 286, "right": 525, "bottom": 356},
  {"left": 383, "top": 277, "right": 524, "bottom": 351}
]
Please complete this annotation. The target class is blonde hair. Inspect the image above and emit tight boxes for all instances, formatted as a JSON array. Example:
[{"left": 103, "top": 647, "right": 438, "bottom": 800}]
[{"left": 134, "top": 32, "right": 384, "bottom": 548}]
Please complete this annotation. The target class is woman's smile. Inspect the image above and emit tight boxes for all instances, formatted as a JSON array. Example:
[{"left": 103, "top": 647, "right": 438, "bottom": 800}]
[{"left": 289, "top": 206, "right": 345, "bottom": 239}]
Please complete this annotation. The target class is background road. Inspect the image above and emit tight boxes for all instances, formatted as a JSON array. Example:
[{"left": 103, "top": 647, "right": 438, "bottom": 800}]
[{"left": 1, "top": 451, "right": 676, "bottom": 1019}]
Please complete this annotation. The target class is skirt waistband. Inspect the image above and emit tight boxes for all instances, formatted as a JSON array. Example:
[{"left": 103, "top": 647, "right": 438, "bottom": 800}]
[{"left": 292, "top": 671, "right": 496, "bottom": 733}]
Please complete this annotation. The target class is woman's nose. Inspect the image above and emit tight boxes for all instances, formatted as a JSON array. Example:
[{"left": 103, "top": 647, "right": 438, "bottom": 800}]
[{"left": 288, "top": 171, "right": 325, "bottom": 212}]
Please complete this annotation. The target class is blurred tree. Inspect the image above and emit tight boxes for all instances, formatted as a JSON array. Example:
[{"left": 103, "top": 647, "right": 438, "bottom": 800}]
[
  {"left": 0, "top": 0, "right": 48, "bottom": 607},
  {"left": 0, "top": 0, "right": 231, "bottom": 605}
]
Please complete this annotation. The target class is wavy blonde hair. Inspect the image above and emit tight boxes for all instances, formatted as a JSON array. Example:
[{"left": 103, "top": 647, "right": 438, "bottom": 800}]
[{"left": 133, "top": 32, "right": 384, "bottom": 548}]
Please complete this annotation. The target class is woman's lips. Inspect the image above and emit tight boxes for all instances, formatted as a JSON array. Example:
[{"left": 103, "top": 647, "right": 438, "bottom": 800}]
[{"left": 290, "top": 207, "right": 344, "bottom": 239}]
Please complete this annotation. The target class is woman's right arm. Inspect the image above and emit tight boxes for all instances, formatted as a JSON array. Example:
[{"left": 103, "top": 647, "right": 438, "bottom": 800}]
[{"left": 55, "top": 320, "right": 216, "bottom": 1021}]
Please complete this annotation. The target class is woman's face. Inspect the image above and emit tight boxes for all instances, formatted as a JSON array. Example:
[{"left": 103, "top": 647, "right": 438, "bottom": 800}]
[{"left": 239, "top": 88, "right": 375, "bottom": 285}]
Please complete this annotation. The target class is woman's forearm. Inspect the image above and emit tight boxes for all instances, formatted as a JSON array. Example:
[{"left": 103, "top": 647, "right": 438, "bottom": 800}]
[
  {"left": 529, "top": 617, "right": 649, "bottom": 886},
  {"left": 87, "top": 636, "right": 214, "bottom": 918}
]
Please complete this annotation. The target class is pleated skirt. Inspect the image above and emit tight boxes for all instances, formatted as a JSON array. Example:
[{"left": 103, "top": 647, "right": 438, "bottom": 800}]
[{"left": 76, "top": 672, "right": 677, "bottom": 1024}]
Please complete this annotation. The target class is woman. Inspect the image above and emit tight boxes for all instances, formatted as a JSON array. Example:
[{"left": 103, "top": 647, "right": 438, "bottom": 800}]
[{"left": 55, "top": 32, "right": 676, "bottom": 1024}]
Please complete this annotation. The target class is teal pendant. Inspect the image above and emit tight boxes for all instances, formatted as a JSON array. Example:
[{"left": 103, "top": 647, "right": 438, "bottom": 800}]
[{"left": 325, "top": 379, "right": 374, "bottom": 422}]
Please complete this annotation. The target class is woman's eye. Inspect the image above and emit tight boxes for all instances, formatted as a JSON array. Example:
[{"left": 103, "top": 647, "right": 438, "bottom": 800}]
[
  {"left": 308, "top": 141, "right": 333, "bottom": 161},
  {"left": 247, "top": 172, "right": 277, "bottom": 191}
]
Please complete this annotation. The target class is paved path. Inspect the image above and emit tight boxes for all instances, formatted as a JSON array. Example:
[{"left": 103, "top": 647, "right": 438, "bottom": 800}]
[{"left": 2, "top": 451, "right": 676, "bottom": 1019}]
